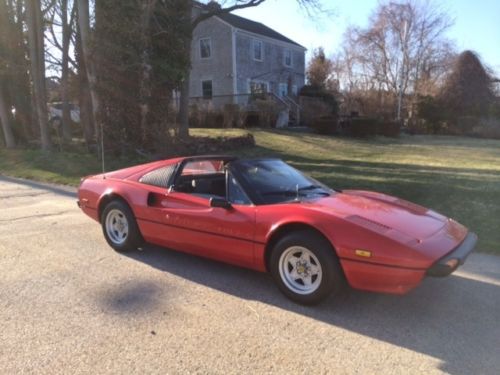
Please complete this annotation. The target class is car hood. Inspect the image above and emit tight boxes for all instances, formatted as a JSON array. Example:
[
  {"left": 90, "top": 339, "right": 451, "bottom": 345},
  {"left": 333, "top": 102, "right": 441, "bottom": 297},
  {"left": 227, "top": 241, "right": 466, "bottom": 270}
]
[{"left": 310, "top": 190, "right": 452, "bottom": 241}]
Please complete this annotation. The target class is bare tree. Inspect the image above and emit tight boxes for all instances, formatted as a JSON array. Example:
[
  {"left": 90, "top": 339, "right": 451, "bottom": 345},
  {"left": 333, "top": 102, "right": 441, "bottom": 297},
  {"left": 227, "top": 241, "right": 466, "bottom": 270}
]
[{"left": 337, "top": 0, "right": 454, "bottom": 118}]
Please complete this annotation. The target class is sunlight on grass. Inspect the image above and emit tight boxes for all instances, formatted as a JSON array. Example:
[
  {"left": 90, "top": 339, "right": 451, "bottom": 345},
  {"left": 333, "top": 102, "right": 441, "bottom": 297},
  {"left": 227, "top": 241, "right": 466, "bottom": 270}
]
[{"left": 1, "top": 129, "right": 499, "bottom": 253}]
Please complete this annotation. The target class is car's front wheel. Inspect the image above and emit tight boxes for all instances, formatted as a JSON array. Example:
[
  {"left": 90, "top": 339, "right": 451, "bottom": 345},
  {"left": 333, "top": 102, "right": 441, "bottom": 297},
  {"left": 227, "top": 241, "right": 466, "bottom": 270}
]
[
  {"left": 270, "top": 230, "right": 344, "bottom": 305},
  {"left": 101, "top": 200, "right": 142, "bottom": 252}
]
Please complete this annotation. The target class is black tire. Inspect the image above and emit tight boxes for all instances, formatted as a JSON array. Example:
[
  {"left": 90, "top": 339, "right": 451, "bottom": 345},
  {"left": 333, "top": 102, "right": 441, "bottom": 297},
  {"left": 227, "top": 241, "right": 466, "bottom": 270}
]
[
  {"left": 270, "top": 230, "right": 345, "bottom": 305},
  {"left": 101, "top": 200, "right": 143, "bottom": 252}
]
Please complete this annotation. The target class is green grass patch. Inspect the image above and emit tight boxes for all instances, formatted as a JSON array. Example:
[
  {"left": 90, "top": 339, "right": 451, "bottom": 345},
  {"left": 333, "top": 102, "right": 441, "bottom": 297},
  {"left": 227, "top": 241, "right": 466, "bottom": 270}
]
[{"left": 1, "top": 129, "right": 499, "bottom": 253}]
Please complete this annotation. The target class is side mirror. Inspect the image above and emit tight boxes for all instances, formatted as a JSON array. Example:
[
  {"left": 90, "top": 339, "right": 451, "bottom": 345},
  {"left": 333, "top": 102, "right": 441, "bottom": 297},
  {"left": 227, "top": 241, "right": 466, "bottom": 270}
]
[{"left": 210, "top": 197, "right": 232, "bottom": 209}]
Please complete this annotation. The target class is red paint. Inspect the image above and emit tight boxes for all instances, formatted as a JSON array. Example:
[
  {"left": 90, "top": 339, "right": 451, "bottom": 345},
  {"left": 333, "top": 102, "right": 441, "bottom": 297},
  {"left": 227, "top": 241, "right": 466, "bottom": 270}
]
[{"left": 78, "top": 157, "right": 472, "bottom": 295}]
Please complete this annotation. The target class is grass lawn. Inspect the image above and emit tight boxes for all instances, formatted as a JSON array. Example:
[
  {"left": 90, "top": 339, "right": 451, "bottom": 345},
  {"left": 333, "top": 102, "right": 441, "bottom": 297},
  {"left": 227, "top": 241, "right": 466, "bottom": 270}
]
[{"left": 1, "top": 129, "right": 499, "bottom": 253}]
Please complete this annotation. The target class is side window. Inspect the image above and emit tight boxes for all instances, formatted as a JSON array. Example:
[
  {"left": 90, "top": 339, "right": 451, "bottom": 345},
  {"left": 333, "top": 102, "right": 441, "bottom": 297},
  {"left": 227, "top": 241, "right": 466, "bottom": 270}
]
[
  {"left": 253, "top": 40, "right": 263, "bottom": 61},
  {"left": 284, "top": 49, "right": 292, "bottom": 67},
  {"left": 200, "top": 38, "right": 211, "bottom": 59},
  {"left": 279, "top": 83, "right": 288, "bottom": 97},
  {"left": 202, "top": 80, "right": 213, "bottom": 99},
  {"left": 181, "top": 160, "right": 223, "bottom": 176},
  {"left": 228, "top": 173, "right": 251, "bottom": 205},
  {"left": 175, "top": 160, "right": 226, "bottom": 198}
]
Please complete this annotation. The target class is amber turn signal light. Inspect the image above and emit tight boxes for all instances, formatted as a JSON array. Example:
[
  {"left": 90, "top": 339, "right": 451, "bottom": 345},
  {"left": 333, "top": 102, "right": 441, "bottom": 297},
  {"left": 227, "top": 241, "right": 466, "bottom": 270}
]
[{"left": 355, "top": 249, "right": 372, "bottom": 258}]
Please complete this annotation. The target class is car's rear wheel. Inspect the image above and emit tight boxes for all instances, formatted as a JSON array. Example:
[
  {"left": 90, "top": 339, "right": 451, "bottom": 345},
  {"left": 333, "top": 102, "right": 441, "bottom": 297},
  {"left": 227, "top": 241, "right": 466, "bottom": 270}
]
[
  {"left": 101, "top": 200, "right": 142, "bottom": 252},
  {"left": 270, "top": 230, "right": 344, "bottom": 305}
]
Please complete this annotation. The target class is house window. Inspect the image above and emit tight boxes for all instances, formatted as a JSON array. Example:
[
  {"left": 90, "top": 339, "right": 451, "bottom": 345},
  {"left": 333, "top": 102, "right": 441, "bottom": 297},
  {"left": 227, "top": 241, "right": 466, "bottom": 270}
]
[
  {"left": 200, "top": 38, "right": 212, "bottom": 59},
  {"left": 249, "top": 80, "right": 268, "bottom": 94},
  {"left": 279, "top": 83, "right": 288, "bottom": 97},
  {"left": 292, "top": 85, "right": 298, "bottom": 95},
  {"left": 202, "top": 80, "right": 213, "bottom": 98},
  {"left": 284, "top": 50, "right": 292, "bottom": 67},
  {"left": 253, "top": 40, "right": 263, "bottom": 61}
]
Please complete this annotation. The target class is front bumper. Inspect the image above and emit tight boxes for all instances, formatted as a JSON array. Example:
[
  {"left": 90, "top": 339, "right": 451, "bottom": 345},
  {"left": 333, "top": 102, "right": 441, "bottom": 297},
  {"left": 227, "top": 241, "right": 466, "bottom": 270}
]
[{"left": 426, "top": 232, "right": 477, "bottom": 277}]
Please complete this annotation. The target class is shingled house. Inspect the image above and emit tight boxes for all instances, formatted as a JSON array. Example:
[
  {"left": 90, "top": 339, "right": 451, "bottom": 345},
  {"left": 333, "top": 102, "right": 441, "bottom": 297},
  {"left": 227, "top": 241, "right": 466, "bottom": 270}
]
[{"left": 189, "top": 6, "right": 306, "bottom": 103}]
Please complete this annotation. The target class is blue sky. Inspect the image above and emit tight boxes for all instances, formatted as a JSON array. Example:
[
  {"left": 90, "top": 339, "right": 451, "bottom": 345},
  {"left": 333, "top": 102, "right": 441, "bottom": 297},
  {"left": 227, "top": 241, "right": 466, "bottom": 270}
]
[{"left": 233, "top": 0, "right": 500, "bottom": 76}]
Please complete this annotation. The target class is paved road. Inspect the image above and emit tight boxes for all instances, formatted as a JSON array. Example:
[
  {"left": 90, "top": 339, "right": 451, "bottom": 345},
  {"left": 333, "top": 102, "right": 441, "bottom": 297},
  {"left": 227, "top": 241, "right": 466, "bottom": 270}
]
[{"left": 1, "top": 175, "right": 499, "bottom": 374}]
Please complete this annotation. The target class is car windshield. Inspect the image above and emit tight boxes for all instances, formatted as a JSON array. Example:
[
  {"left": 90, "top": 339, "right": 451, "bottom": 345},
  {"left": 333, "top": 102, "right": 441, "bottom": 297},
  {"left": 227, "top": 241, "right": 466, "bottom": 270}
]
[{"left": 233, "top": 159, "right": 332, "bottom": 204}]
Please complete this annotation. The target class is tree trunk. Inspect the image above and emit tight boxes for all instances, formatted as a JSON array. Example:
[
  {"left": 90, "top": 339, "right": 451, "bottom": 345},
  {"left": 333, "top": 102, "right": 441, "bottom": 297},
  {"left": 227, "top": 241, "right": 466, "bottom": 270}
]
[
  {"left": 0, "top": 0, "right": 17, "bottom": 147},
  {"left": 75, "top": 17, "right": 94, "bottom": 148},
  {"left": 138, "top": 0, "right": 156, "bottom": 146},
  {"left": 178, "top": 72, "right": 190, "bottom": 139},
  {"left": 12, "top": 0, "right": 34, "bottom": 140},
  {"left": 0, "top": 85, "right": 16, "bottom": 148},
  {"left": 76, "top": 0, "right": 100, "bottom": 145},
  {"left": 177, "top": 21, "right": 193, "bottom": 140},
  {"left": 60, "top": 0, "right": 72, "bottom": 141},
  {"left": 26, "top": 0, "right": 51, "bottom": 151}
]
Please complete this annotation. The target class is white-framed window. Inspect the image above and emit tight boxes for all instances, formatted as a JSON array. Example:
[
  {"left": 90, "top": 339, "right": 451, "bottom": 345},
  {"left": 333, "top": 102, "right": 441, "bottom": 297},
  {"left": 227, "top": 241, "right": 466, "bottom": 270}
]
[
  {"left": 253, "top": 39, "right": 263, "bottom": 61},
  {"left": 199, "top": 38, "right": 212, "bottom": 59},
  {"left": 284, "top": 49, "right": 292, "bottom": 67},
  {"left": 202, "top": 80, "right": 213, "bottom": 98},
  {"left": 249, "top": 80, "right": 268, "bottom": 94},
  {"left": 279, "top": 83, "right": 288, "bottom": 97}
]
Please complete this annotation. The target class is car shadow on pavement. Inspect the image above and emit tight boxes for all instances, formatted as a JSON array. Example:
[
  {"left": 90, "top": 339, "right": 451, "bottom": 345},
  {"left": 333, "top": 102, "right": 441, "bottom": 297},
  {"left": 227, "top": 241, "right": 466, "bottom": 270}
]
[{"left": 125, "top": 245, "right": 500, "bottom": 375}]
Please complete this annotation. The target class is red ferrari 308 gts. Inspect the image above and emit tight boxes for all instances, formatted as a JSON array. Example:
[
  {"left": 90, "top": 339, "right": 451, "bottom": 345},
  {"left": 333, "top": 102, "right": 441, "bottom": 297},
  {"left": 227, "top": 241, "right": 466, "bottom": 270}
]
[{"left": 77, "top": 155, "right": 477, "bottom": 304}]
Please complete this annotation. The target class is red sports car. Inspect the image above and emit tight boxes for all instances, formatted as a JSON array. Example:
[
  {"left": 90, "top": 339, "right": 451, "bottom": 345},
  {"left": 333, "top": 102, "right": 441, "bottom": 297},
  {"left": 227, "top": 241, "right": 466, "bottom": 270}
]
[{"left": 78, "top": 155, "right": 477, "bottom": 304}]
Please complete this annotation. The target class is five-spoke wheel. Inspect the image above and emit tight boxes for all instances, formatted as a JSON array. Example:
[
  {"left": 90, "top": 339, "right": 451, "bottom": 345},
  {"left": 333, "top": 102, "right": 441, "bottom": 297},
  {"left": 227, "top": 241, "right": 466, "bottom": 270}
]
[
  {"left": 279, "top": 246, "right": 323, "bottom": 295},
  {"left": 101, "top": 200, "right": 142, "bottom": 252},
  {"left": 270, "top": 230, "right": 345, "bottom": 305},
  {"left": 105, "top": 209, "right": 129, "bottom": 245}
]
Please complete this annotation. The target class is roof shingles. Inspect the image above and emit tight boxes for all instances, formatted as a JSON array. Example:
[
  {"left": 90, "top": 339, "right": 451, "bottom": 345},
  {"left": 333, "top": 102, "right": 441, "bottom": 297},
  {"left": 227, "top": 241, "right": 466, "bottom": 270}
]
[{"left": 216, "top": 12, "right": 304, "bottom": 49}]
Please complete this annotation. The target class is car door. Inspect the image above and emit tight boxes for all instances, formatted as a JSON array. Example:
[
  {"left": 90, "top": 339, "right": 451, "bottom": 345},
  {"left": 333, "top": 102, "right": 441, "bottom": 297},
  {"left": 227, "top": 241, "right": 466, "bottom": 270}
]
[
  {"left": 159, "top": 191, "right": 256, "bottom": 268},
  {"left": 151, "top": 159, "right": 257, "bottom": 268}
]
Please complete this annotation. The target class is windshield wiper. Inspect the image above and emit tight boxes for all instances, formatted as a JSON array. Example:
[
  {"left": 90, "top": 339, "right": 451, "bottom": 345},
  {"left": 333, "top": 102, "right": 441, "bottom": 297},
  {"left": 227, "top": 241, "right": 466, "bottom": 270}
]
[{"left": 298, "top": 184, "right": 330, "bottom": 196}]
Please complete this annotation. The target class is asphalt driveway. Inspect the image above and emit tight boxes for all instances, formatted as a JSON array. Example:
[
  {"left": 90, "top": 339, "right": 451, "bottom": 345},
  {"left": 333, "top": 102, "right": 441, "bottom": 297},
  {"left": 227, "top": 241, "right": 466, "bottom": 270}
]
[{"left": 0, "top": 175, "right": 499, "bottom": 374}]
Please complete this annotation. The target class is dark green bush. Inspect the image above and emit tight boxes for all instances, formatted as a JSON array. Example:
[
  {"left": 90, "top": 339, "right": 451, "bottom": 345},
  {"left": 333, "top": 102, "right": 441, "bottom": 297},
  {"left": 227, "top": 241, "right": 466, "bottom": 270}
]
[
  {"left": 311, "top": 115, "right": 338, "bottom": 135},
  {"left": 378, "top": 120, "right": 401, "bottom": 137},
  {"left": 244, "top": 111, "right": 260, "bottom": 127},
  {"left": 204, "top": 111, "right": 224, "bottom": 128},
  {"left": 344, "top": 117, "right": 379, "bottom": 137},
  {"left": 299, "top": 85, "right": 338, "bottom": 116}
]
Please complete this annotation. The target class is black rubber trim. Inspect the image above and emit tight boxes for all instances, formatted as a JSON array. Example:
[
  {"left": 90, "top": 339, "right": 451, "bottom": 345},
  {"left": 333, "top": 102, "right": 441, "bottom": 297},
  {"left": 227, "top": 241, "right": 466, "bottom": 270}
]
[{"left": 426, "top": 232, "right": 477, "bottom": 277}]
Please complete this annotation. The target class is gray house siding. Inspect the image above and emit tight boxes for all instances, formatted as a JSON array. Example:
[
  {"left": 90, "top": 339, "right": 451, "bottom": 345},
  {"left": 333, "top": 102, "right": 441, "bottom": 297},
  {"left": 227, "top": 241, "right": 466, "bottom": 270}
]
[
  {"left": 189, "top": 13, "right": 306, "bottom": 108},
  {"left": 190, "top": 17, "right": 234, "bottom": 100},
  {"left": 235, "top": 31, "right": 305, "bottom": 96}
]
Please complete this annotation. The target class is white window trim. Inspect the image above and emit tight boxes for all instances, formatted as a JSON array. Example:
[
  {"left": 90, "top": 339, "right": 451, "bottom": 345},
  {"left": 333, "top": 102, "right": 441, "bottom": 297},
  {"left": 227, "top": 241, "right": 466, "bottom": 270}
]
[
  {"left": 253, "top": 39, "right": 263, "bottom": 61},
  {"left": 284, "top": 49, "right": 292, "bottom": 67},
  {"left": 199, "top": 37, "right": 212, "bottom": 60}
]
